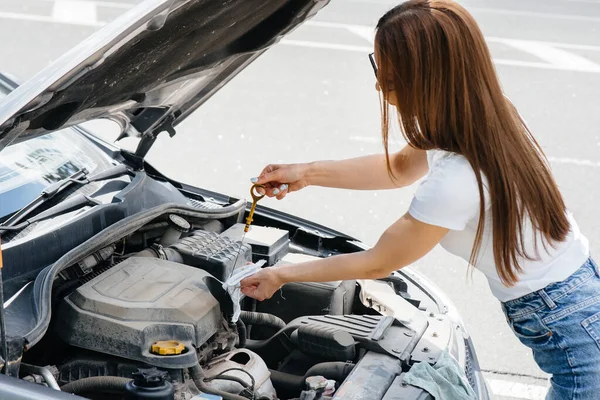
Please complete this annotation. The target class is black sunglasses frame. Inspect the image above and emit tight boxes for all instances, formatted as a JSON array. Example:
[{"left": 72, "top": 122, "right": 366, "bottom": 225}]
[{"left": 368, "top": 53, "right": 378, "bottom": 77}]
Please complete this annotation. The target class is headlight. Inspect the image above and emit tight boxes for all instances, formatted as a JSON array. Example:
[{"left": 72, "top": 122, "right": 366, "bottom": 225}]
[
  {"left": 464, "top": 336, "right": 491, "bottom": 400},
  {"left": 400, "top": 266, "right": 491, "bottom": 399}
]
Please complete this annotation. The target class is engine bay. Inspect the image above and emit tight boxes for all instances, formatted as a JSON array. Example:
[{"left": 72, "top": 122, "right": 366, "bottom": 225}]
[{"left": 11, "top": 195, "right": 456, "bottom": 400}]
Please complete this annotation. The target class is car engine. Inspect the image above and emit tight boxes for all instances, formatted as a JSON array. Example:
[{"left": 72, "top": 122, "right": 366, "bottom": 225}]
[{"left": 15, "top": 209, "right": 447, "bottom": 400}]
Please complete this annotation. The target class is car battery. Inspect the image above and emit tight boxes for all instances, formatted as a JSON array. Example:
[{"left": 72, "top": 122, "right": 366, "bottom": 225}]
[
  {"left": 222, "top": 223, "right": 289, "bottom": 266},
  {"left": 255, "top": 253, "right": 357, "bottom": 323}
]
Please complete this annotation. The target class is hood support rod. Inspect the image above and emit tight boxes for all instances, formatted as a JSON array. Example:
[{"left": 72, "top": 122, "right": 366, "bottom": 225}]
[{"left": 0, "top": 240, "right": 8, "bottom": 374}]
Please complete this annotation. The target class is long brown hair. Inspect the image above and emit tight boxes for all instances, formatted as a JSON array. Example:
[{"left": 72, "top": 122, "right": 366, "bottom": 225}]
[{"left": 375, "top": 0, "right": 570, "bottom": 286}]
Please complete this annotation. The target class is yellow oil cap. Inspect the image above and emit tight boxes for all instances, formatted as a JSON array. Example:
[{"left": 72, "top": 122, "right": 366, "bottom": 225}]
[{"left": 151, "top": 340, "right": 185, "bottom": 355}]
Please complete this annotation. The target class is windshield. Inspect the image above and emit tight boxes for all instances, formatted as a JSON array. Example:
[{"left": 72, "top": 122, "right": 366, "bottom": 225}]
[{"left": 0, "top": 85, "right": 115, "bottom": 220}]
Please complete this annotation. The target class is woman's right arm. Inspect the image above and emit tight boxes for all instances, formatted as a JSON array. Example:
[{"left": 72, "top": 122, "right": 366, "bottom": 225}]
[
  {"left": 307, "top": 146, "right": 427, "bottom": 190},
  {"left": 253, "top": 145, "right": 428, "bottom": 199}
]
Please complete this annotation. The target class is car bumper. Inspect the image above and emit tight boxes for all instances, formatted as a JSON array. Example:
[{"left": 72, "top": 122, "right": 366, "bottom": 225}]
[
  {"left": 465, "top": 335, "right": 491, "bottom": 400},
  {"left": 400, "top": 265, "right": 491, "bottom": 399}
]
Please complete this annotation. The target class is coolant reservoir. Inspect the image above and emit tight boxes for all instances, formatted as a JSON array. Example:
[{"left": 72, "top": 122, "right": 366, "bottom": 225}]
[
  {"left": 124, "top": 368, "right": 174, "bottom": 400},
  {"left": 160, "top": 214, "right": 191, "bottom": 246}
]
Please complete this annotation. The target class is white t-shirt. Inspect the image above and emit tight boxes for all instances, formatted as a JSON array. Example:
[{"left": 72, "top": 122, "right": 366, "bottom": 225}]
[{"left": 408, "top": 150, "right": 590, "bottom": 302}]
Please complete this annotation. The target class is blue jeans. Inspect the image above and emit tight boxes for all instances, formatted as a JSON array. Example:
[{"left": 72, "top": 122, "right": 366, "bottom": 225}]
[{"left": 501, "top": 258, "right": 600, "bottom": 400}]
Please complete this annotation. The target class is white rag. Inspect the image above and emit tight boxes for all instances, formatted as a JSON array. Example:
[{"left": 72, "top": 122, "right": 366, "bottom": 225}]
[{"left": 222, "top": 260, "right": 266, "bottom": 322}]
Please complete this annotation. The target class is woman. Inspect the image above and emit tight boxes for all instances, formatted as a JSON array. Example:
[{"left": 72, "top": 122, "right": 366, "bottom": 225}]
[{"left": 240, "top": 1, "right": 597, "bottom": 398}]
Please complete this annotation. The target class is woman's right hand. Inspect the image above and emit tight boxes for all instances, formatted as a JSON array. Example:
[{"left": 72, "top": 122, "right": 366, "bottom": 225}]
[{"left": 251, "top": 163, "right": 310, "bottom": 200}]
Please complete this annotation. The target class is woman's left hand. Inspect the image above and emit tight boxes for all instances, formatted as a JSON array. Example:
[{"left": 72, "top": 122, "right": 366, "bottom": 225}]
[{"left": 240, "top": 267, "right": 283, "bottom": 301}]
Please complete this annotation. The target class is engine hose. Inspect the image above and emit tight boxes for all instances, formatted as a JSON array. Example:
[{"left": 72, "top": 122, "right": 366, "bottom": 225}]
[
  {"left": 268, "top": 370, "right": 304, "bottom": 390},
  {"left": 269, "top": 362, "right": 356, "bottom": 393},
  {"left": 304, "top": 362, "right": 355, "bottom": 382},
  {"left": 20, "top": 363, "right": 60, "bottom": 390},
  {"left": 60, "top": 376, "right": 131, "bottom": 394},
  {"left": 236, "top": 319, "right": 247, "bottom": 348},
  {"left": 189, "top": 365, "right": 249, "bottom": 400},
  {"left": 245, "top": 324, "right": 298, "bottom": 351},
  {"left": 209, "top": 374, "right": 249, "bottom": 389},
  {"left": 240, "top": 311, "right": 286, "bottom": 331}
]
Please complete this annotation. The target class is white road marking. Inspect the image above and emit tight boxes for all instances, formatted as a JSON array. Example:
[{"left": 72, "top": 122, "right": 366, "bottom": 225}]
[
  {"left": 281, "top": 39, "right": 372, "bottom": 53},
  {"left": 305, "top": 20, "right": 373, "bottom": 33},
  {"left": 339, "top": 0, "right": 600, "bottom": 14},
  {"left": 348, "top": 138, "right": 600, "bottom": 169},
  {"left": 42, "top": 0, "right": 134, "bottom": 9},
  {"left": 306, "top": 20, "right": 600, "bottom": 74},
  {"left": 346, "top": 26, "right": 375, "bottom": 45},
  {"left": 4, "top": 1, "right": 600, "bottom": 167},
  {"left": 52, "top": 0, "right": 98, "bottom": 25},
  {"left": 2, "top": 10, "right": 599, "bottom": 75},
  {"left": 465, "top": 7, "right": 600, "bottom": 23},
  {"left": 548, "top": 156, "right": 600, "bottom": 168},
  {"left": 487, "top": 37, "right": 600, "bottom": 53},
  {"left": 282, "top": 38, "right": 600, "bottom": 74},
  {"left": 494, "top": 58, "right": 600, "bottom": 73},
  {"left": 350, "top": 136, "right": 381, "bottom": 144},
  {"left": 497, "top": 38, "right": 600, "bottom": 73},
  {"left": 0, "top": 10, "right": 102, "bottom": 26},
  {"left": 306, "top": 20, "right": 600, "bottom": 53},
  {"left": 350, "top": 136, "right": 406, "bottom": 145},
  {"left": 487, "top": 378, "right": 548, "bottom": 400}
]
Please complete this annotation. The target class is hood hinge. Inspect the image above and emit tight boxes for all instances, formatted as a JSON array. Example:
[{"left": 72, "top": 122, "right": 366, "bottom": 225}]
[{"left": 134, "top": 112, "right": 178, "bottom": 160}]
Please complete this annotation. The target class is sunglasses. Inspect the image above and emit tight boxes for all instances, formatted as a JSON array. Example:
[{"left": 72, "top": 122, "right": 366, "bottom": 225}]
[{"left": 368, "top": 52, "right": 378, "bottom": 77}]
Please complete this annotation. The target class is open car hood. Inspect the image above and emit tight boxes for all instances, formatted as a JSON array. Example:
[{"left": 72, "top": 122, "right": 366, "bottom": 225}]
[{"left": 0, "top": 0, "right": 329, "bottom": 157}]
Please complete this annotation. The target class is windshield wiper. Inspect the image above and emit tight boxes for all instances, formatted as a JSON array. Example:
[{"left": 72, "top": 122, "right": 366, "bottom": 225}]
[{"left": 0, "top": 164, "right": 131, "bottom": 231}]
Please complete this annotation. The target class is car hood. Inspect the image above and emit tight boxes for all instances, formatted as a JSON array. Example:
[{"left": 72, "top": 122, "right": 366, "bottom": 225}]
[{"left": 0, "top": 0, "right": 329, "bottom": 156}]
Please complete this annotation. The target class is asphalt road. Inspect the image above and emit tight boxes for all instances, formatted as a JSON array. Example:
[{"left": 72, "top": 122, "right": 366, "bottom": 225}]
[{"left": 1, "top": 1, "right": 599, "bottom": 399}]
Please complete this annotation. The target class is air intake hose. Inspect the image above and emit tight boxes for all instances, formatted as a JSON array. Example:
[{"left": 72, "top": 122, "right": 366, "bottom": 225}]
[
  {"left": 240, "top": 311, "right": 286, "bottom": 331},
  {"left": 61, "top": 376, "right": 131, "bottom": 395}
]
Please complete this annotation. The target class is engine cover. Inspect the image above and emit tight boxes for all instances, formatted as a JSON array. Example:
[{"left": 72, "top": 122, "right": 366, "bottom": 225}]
[{"left": 56, "top": 257, "right": 223, "bottom": 368}]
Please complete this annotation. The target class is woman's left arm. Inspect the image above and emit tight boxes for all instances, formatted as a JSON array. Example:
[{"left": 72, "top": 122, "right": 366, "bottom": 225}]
[{"left": 240, "top": 213, "right": 449, "bottom": 301}]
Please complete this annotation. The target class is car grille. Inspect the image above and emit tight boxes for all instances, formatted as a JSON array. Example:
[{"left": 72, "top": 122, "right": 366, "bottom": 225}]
[
  {"left": 464, "top": 337, "right": 478, "bottom": 393},
  {"left": 188, "top": 198, "right": 225, "bottom": 210}
]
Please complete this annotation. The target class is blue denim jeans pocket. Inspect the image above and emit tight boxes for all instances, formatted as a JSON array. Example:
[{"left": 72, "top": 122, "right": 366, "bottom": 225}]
[
  {"left": 581, "top": 310, "right": 600, "bottom": 351},
  {"left": 502, "top": 258, "right": 600, "bottom": 400},
  {"left": 509, "top": 312, "right": 553, "bottom": 344}
]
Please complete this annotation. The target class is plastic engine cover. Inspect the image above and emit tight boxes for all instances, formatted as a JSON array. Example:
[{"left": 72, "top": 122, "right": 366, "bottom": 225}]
[
  {"left": 57, "top": 257, "right": 223, "bottom": 369},
  {"left": 168, "top": 229, "right": 252, "bottom": 281}
]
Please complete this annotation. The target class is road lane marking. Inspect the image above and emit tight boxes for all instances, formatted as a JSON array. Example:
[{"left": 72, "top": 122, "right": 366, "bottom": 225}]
[
  {"left": 2, "top": 6, "right": 600, "bottom": 74},
  {"left": 493, "top": 58, "right": 600, "bottom": 73},
  {"left": 306, "top": 20, "right": 600, "bottom": 74},
  {"left": 306, "top": 20, "right": 373, "bottom": 32},
  {"left": 350, "top": 136, "right": 406, "bottom": 145},
  {"left": 346, "top": 25, "right": 375, "bottom": 45},
  {"left": 281, "top": 39, "right": 372, "bottom": 53},
  {"left": 0, "top": 10, "right": 102, "bottom": 26},
  {"left": 350, "top": 136, "right": 381, "bottom": 144},
  {"left": 548, "top": 156, "right": 600, "bottom": 168},
  {"left": 487, "top": 378, "right": 548, "bottom": 400},
  {"left": 42, "top": 0, "right": 135, "bottom": 9},
  {"left": 465, "top": 7, "right": 600, "bottom": 23},
  {"left": 349, "top": 138, "right": 600, "bottom": 169},
  {"left": 338, "top": 0, "right": 600, "bottom": 16},
  {"left": 306, "top": 20, "right": 600, "bottom": 53},
  {"left": 282, "top": 38, "right": 600, "bottom": 74},
  {"left": 497, "top": 38, "right": 600, "bottom": 73},
  {"left": 52, "top": 0, "right": 98, "bottom": 25},
  {"left": 486, "top": 37, "right": 600, "bottom": 53}
]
